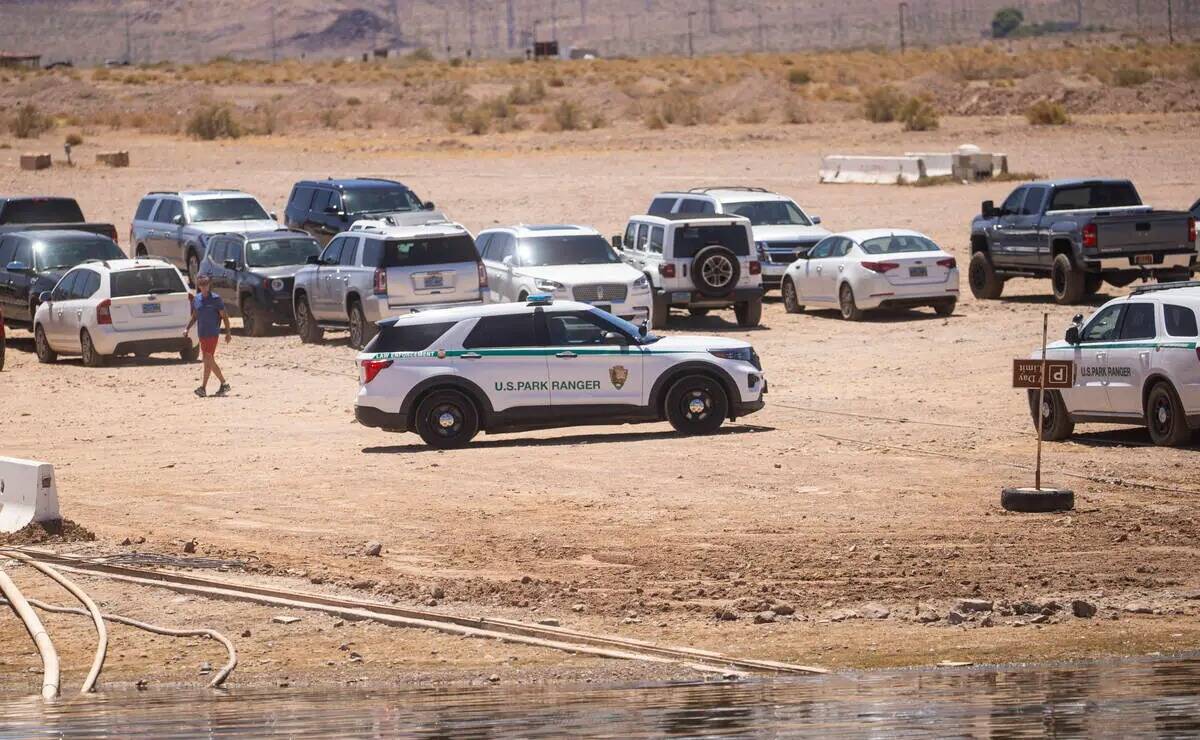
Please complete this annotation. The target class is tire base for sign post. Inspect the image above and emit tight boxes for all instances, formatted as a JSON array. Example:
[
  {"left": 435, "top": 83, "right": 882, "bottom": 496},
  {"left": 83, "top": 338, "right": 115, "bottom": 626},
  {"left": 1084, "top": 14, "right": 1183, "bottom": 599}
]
[{"left": 1001, "top": 487, "right": 1074, "bottom": 513}]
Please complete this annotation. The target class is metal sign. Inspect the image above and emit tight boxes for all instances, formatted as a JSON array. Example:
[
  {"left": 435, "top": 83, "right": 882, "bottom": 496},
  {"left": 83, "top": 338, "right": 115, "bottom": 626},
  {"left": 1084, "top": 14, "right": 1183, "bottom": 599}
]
[{"left": 1013, "top": 359, "right": 1074, "bottom": 389}]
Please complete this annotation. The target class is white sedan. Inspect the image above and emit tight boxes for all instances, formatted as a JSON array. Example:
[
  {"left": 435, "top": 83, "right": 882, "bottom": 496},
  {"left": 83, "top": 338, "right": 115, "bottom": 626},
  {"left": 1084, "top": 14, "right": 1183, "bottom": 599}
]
[
  {"left": 34, "top": 259, "right": 198, "bottom": 366},
  {"left": 780, "top": 229, "right": 960, "bottom": 320}
]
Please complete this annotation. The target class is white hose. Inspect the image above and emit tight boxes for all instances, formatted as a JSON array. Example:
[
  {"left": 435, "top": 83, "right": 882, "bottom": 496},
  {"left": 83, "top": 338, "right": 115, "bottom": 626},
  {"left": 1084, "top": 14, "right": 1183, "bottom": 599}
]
[
  {"left": 0, "top": 571, "right": 59, "bottom": 700},
  {"left": 0, "top": 596, "right": 238, "bottom": 689},
  {"left": 6, "top": 552, "right": 107, "bottom": 694}
]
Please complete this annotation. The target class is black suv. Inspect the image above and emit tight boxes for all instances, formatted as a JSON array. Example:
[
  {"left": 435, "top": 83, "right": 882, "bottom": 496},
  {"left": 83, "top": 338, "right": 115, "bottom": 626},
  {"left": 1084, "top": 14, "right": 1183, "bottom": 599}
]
[
  {"left": 196, "top": 229, "right": 321, "bottom": 336},
  {"left": 283, "top": 178, "right": 438, "bottom": 245},
  {"left": 0, "top": 230, "right": 126, "bottom": 327}
]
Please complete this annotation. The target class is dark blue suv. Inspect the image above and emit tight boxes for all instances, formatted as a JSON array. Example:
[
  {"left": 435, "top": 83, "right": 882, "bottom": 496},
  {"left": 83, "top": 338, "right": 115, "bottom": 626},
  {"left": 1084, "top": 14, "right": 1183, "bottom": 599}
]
[{"left": 283, "top": 178, "right": 438, "bottom": 246}]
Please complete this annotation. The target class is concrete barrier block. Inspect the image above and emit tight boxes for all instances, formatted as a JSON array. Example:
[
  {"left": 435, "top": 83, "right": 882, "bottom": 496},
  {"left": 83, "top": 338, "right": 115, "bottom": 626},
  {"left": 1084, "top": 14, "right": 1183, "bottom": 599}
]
[
  {"left": 19, "top": 153, "right": 52, "bottom": 171},
  {"left": 0, "top": 457, "right": 61, "bottom": 533},
  {"left": 905, "top": 152, "right": 954, "bottom": 178},
  {"left": 96, "top": 151, "right": 130, "bottom": 167},
  {"left": 820, "top": 155, "right": 927, "bottom": 185}
]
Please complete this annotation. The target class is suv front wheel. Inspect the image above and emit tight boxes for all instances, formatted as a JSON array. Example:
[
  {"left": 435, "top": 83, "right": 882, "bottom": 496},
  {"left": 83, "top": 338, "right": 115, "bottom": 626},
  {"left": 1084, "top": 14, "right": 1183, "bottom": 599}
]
[
  {"left": 665, "top": 375, "right": 728, "bottom": 435},
  {"left": 294, "top": 295, "right": 324, "bottom": 344}
]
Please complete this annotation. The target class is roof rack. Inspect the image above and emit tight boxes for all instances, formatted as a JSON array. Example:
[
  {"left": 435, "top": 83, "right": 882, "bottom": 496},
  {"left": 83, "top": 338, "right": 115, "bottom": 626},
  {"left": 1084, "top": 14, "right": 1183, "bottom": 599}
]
[
  {"left": 147, "top": 189, "right": 241, "bottom": 196},
  {"left": 686, "top": 186, "right": 769, "bottom": 193},
  {"left": 1131, "top": 280, "right": 1200, "bottom": 295}
]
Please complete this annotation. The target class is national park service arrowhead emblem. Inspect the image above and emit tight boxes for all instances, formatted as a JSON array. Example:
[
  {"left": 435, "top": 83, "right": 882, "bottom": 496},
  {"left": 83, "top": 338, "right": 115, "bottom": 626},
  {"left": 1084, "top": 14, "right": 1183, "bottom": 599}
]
[{"left": 609, "top": 365, "right": 629, "bottom": 390}]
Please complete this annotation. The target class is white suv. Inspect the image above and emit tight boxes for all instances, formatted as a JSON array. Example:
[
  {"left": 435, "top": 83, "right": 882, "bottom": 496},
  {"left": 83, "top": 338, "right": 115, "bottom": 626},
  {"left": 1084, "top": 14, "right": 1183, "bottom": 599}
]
[
  {"left": 476, "top": 224, "right": 652, "bottom": 324},
  {"left": 354, "top": 296, "right": 766, "bottom": 448},
  {"left": 647, "top": 187, "right": 830, "bottom": 291},
  {"left": 33, "top": 258, "right": 198, "bottom": 366},
  {"left": 614, "top": 214, "right": 763, "bottom": 329},
  {"left": 1030, "top": 281, "right": 1200, "bottom": 447}
]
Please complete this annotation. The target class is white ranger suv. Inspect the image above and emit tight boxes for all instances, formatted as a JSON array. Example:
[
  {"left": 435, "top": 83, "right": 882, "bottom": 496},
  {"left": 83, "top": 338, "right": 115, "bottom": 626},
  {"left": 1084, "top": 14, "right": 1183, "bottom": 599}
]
[
  {"left": 292, "top": 217, "right": 487, "bottom": 349},
  {"left": 647, "top": 187, "right": 830, "bottom": 291},
  {"left": 614, "top": 214, "right": 763, "bottom": 329},
  {"left": 354, "top": 295, "right": 766, "bottom": 448},
  {"left": 476, "top": 224, "right": 653, "bottom": 324},
  {"left": 33, "top": 258, "right": 198, "bottom": 366},
  {"left": 1030, "top": 281, "right": 1200, "bottom": 447}
]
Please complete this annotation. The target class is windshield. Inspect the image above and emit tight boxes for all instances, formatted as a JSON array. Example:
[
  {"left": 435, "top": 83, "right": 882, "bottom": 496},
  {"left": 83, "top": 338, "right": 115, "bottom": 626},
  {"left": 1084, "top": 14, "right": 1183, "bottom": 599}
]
[
  {"left": 1049, "top": 183, "right": 1141, "bottom": 211},
  {"left": 859, "top": 235, "right": 942, "bottom": 255},
  {"left": 3, "top": 198, "right": 84, "bottom": 224},
  {"left": 344, "top": 187, "right": 423, "bottom": 215},
  {"left": 187, "top": 198, "right": 270, "bottom": 223},
  {"left": 517, "top": 235, "right": 620, "bottom": 267},
  {"left": 110, "top": 268, "right": 187, "bottom": 297},
  {"left": 591, "top": 308, "right": 660, "bottom": 345},
  {"left": 724, "top": 200, "right": 812, "bottom": 227},
  {"left": 33, "top": 238, "right": 124, "bottom": 271},
  {"left": 245, "top": 237, "right": 321, "bottom": 268}
]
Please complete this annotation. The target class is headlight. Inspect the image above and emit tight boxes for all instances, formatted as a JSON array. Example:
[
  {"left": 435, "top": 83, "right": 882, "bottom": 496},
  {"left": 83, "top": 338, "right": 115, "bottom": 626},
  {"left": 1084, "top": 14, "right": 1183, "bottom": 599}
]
[
  {"left": 632, "top": 275, "right": 649, "bottom": 290},
  {"left": 270, "top": 279, "right": 285, "bottom": 292},
  {"left": 535, "top": 278, "right": 565, "bottom": 292},
  {"left": 755, "top": 241, "right": 769, "bottom": 258},
  {"left": 709, "top": 347, "right": 754, "bottom": 363}
]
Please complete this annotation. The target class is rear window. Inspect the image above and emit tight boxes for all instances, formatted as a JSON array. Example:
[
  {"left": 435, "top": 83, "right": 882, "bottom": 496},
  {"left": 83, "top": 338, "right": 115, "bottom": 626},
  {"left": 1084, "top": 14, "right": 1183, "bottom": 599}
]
[
  {"left": 648, "top": 197, "right": 676, "bottom": 215},
  {"left": 187, "top": 197, "right": 270, "bottom": 223},
  {"left": 1049, "top": 183, "right": 1141, "bottom": 211},
  {"left": 380, "top": 235, "right": 478, "bottom": 268},
  {"left": 672, "top": 224, "right": 750, "bottom": 258},
  {"left": 1164, "top": 304, "right": 1199, "bottom": 337},
  {"left": 1, "top": 198, "right": 85, "bottom": 224},
  {"left": 366, "top": 320, "right": 457, "bottom": 353},
  {"left": 33, "top": 238, "right": 125, "bottom": 271},
  {"left": 859, "top": 235, "right": 941, "bottom": 255},
  {"left": 110, "top": 268, "right": 186, "bottom": 297}
]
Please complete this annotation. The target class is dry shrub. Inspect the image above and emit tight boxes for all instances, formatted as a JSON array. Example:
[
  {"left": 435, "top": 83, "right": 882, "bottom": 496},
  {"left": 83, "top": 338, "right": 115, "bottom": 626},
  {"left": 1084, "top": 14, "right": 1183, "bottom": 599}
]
[
  {"left": 862, "top": 86, "right": 905, "bottom": 123},
  {"left": 346, "top": 96, "right": 363, "bottom": 106},
  {"left": 737, "top": 106, "right": 766, "bottom": 124},
  {"left": 428, "top": 82, "right": 468, "bottom": 106},
  {"left": 1113, "top": 67, "right": 1152, "bottom": 87},
  {"left": 1188, "top": 60, "right": 1200, "bottom": 80},
  {"left": 544, "top": 100, "right": 584, "bottom": 131},
  {"left": 782, "top": 97, "right": 811, "bottom": 124},
  {"left": 644, "top": 111, "right": 666, "bottom": 130},
  {"left": 506, "top": 79, "right": 547, "bottom": 105},
  {"left": 64, "top": 132, "right": 84, "bottom": 146},
  {"left": 10, "top": 103, "right": 53, "bottom": 138},
  {"left": 657, "top": 89, "right": 706, "bottom": 126},
  {"left": 462, "top": 106, "right": 491, "bottom": 134},
  {"left": 787, "top": 68, "right": 812, "bottom": 85},
  {"left": 186, "top": 103, "right": 240, "bottom": 139},
  {"left": 319, "top": 108, "right": 340, "bottom": 129},
  {"left": 548, "top": 76, "right": 565, "bottom": 88},
  {"left": 899, "top": 97, "right": 939, "bottom": 131},
  {"left": 1026, "top": 99, "right": 1070, "bottom": 126},
  {"left": 92, "top": 68, "right": 112, "bottom": 81}
]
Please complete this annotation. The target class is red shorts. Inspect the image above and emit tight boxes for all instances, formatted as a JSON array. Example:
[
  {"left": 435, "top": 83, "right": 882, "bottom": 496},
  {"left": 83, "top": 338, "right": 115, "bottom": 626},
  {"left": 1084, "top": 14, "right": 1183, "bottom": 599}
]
[{"left": 199, "top": 336, "right": 219, "bottom": 355}]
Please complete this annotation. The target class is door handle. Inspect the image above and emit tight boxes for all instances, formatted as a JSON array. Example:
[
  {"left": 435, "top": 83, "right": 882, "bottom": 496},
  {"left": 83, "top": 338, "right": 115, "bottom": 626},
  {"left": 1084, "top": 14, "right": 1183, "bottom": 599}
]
[
  {"left": 815, "top": 266, "right": 823, "bottom": 273},
  {"left": 1139, "top": 351, "right": 1151, "bottom": 367},
  {"left": 555, "top": 351, "right": 578, "bottom": 358},
  {"left": 461, "top": 352, "right": 482, "bottom": 359},
  {"left": 838, "top": 265, "right": 845, "bottom": 272}
]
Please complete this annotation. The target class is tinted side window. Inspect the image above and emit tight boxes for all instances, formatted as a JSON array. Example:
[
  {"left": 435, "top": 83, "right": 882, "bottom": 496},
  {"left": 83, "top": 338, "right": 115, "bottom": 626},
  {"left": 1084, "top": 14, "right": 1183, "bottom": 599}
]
[
  {"left": 289, "top": 187, "right": 315, "bottom": 211},
  {"left": 1081, "top": 305, "right": 1123, "bottom": 342},
  {"left": 207, "top": 240, "right": 226, "bottom": 263},
  {"left": 808, "top": 238, "right": 835, "bottom": 259},
  {"left": 648, "top": 197, "right": 676, "bottom": 215},
  {"left": 13, "top": 242, "right": 32, "bottom": 266},
  {"left": 0, "top": 238, "right": 15, "bottom": 266},
  {"left": 361, "top": 239, "right": 384, "bottom": 268},
  {"left": 1119, "top": 303, "right": 1156, "bottom": 341},
  {"left": 79, "top": 271, "right": 101, "bottom": 299},
  {"left": 321, "top": 237, "right": 345, "bottom": 265},
  {"left": 677, "top": 199, "right": 708, "bottom": 214},
  {"left": 463, "top": 314, "right": 540, "bottom": 349},
  {"left": 1020, "top": 187, "right": 1047, "bottom": 216},
  {"left": 155, "top": 200, "right": 182, "bottom": 224},
  {"left": 635, "top": 224, "right": 649, "bottom": 250},
  {"left": 648, "top": 226, "right": 664, "bottom": 254},
  {"left": 1164, "top": 304, "right": 1199, "bottom": 337},
  {"left": 226, "top": 240, "right": 244, "bottom": 265},
  {"left": 52, "top": 270, "right": 81, "bottom": 301},
  {"left": 134, "top": 198, "right": 157, "bottom": 221},
  {"left": 545, "top": 310, "right": 631, "bottom": 345},
  {"left": 365, "top": 321, "right": 457, "bottom": 353},
  {"left": 310, "top": 189, "right": 332, "bottom": 214},
  {"left": 475, "top": 233, "right": 493, "bottom": 257},
  {"left": 70, "top": 270, "right": 97, "bottom": 299},
  {"left": 339, "top": 238, "right": 360, "bottom": 266},
  {"left": 1000, "top": 187, "right": 1026, "bottom": 215}
]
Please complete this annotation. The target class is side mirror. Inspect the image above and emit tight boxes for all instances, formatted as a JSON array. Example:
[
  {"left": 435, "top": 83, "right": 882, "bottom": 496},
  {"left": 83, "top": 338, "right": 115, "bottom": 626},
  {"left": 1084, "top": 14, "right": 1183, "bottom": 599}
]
[
  {"left": 602, "top": 331, "right": 628, "bottom": 345},
  {"left": 501, "top": 255, "right": 515, "bottom": 268},
  {"left": 611, "top": 235, "right": 623, "bottom": 250},
  {"left": 1065, "top": 326, "right": 1081, "bottom": 345},
  {"left": 324, "top": 205, "right": 340, "bottom": 214},
  {"left": 306, "top": 255, "right": 320, "bottom": 265},
  {"left": 638, "top": 323, "right": 648, "bottom": 337},
  {"left": 223, "top": 259, "right": 238, "bottom": 270},
  {"left": 5, "top": 261, "right": 29, "bottom": 273},
  {"left": 269, "top": 211, "right": 278, "bottom": 221},
  {"left": 981, "top": 200, "right": 996, "bottom": 219},
  {"left": 38, "top": 290, "right": 52, "bottom": 304},
  {"left": 423, "top": 201, "right": 436, "bottom": 211},
  {"left": 811, "top": 215, "right": 822, "bottom": 225},
  {"left": 172, "top": 214, "right": 184, "bottom": 225}
]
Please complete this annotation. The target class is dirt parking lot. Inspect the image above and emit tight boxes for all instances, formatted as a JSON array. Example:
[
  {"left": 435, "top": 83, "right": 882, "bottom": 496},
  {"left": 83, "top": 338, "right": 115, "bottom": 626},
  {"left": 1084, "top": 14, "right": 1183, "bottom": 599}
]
[{"left": 2, "top": 113, "right": 1199, "bottom": 689}]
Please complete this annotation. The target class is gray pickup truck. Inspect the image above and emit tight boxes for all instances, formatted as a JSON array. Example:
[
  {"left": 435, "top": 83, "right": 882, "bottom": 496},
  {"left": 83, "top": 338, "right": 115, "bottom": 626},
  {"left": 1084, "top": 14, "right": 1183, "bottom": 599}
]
[
  {"left": 969, "top": 179, "right": 1196, "bottom": 304},
  {"left": 0, "top": 196, "right": 119, "bottom": 242}
]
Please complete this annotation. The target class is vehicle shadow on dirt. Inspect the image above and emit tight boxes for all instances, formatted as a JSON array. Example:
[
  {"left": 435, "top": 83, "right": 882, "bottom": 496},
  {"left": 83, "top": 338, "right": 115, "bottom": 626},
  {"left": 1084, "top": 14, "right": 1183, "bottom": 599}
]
[
  {"left": 362, "top": 423, "right": 775, "bottom": 453},
  {"left": 991, "top": 294, "right": 1113, "bottom": 308},
  {"left": 791, "top": 308, "right": 957, "bottom": 324},
  {"left": 1069, "top": 427, "right": 1200, "bottom": 451}
]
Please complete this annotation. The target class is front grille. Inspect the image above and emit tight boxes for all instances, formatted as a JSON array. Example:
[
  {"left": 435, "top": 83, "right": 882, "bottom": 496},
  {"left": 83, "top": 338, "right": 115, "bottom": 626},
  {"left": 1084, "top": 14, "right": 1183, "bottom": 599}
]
[
  {"left": 573, "top": 283, "right": 628, "bottom": 302},
  {"left": 764, "top": 241, "right": 819, "bottom": 264}
]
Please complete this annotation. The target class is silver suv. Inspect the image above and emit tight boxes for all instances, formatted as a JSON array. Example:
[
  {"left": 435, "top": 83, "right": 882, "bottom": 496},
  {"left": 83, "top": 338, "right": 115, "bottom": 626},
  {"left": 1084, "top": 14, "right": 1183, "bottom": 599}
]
[
  {"left": 614, "top": 214, "right": 763, "bottom": 329},
  {"left": 292, "top": 217, "right": 487, "bottom": 349},
  {"left": 129, "top": 190, "right": 278, "bottom": 285},
  {"left": 648, "top": 187, "right": 829, "bottom": 291}
]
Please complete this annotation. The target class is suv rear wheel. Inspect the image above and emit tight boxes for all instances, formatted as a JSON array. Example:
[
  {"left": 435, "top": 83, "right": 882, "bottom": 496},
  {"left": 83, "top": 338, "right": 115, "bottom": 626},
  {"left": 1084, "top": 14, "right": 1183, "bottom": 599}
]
[
  {"left": 80, "top": 329, "right": 106, "bottom": 367},
  {"left": 782, "top": 278, "right": 804, "bottom": 313},
  {"left": 415, "top": 390, "right": 480, "bottom": 448},
  {"left": 295, "top": 294, "right": 324, "bottom": 344},
  {"left": 691, "top": 245, "right": 741, "bottom": 297},
  {"left": 348, "top": 300, "right": 372, "bottom": 350},
  {"left": 666, "top": 375, "right": 728, "bottom": 435},
  {"left": 34, "top": 324, "right": 56, "bottom": 363},
  {"left": 839, "top": 284, "right": 864, "bottom": 321},
  {"left": 734, "top": 299, "right": 762, "bottom": 327},
  {"left": 1146, "top": 382, "right": 1191, "bottom": 447}
]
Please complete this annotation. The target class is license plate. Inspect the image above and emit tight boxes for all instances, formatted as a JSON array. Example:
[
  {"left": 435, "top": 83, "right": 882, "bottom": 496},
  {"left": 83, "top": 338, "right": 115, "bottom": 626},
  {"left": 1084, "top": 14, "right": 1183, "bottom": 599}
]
[
  {"left": 141, "top": 302, "right": 161, "bottom": 314},
  {"left": 909, "top": 266, "right": 928, "bottom": 278},
  {"left": 671, "top": 292, "right": 690, "bottom": 303},
  {"left": 423, "top": 274, "right": 444, "bottom": 288},
  {"left": 1133, "top": 254, "right": 1154, "bottom": 266},
  {"left": 593, "top": 303, "right": 612, "bottom": 314}
]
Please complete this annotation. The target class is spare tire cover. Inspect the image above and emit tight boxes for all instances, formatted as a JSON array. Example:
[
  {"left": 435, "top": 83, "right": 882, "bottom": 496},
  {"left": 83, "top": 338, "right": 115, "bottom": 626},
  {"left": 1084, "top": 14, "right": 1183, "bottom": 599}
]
[{"left": 691, "top": 245, "right": 740, "bottom": 297}]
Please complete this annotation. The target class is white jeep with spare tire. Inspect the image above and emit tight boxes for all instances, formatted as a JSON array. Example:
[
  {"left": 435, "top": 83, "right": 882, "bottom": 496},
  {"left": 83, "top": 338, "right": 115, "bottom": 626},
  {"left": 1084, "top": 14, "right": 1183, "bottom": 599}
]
[{"left": 613, "top": 214, "right": 763, "bottom": 329}]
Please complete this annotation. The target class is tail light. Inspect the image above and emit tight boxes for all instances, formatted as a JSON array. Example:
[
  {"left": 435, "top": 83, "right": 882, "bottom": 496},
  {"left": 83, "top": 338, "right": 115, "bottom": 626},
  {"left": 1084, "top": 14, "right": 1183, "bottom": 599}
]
[
  {"left": 861, "top": 261, "right": 900, "bottom": 273},
  {"left": 1188, "top": 217, "right": 1196, "bottom": 244},
  {"left": 361, "top": 359, "right": 392, "bottom": 384},
  {"left": 937, "top": 257, "right": 957, "bottom": 269},
  {"left": 1082, "top": 223, "right": 1098, "bottom": 250},
  {"left": 658, "top": 263, "right": 676, "bottom": 278},
  {"left": 477, "top": 262, "right": 488, "bottom": 289},
  {"left": 749, "top": 260, "right": 761, "bottom": 275},
  {"left": 373, "top": 267, "right": 388, "bottom": 295},
  {"left": 104, "top": 225, "right": 119, "bottom": 243},
  {"left": 96, "top": 299, "right": 112, "bottom": 325}
]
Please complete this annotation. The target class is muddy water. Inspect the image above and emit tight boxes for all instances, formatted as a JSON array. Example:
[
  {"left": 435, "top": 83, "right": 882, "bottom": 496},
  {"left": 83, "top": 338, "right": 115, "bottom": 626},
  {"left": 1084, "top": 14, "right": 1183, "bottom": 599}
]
[{"left": 3, "top": 655, "right": 1200, "bottom": 737}]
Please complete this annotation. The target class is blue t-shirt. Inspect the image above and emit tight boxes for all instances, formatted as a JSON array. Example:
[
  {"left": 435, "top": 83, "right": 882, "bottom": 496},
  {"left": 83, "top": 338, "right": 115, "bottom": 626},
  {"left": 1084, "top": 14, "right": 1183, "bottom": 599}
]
[{"left": 193, "top": 292, "right": 225, "bottom": 338}]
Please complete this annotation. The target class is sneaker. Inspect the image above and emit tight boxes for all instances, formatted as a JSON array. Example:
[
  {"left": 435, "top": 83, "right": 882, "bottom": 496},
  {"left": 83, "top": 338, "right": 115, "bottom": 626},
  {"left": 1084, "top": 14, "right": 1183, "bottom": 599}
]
[
  {"left": 194, "top": 387, "right": 207, "bottom": 398},
  {"left": 213, "top": 383, "right": 231, "bottom": 397}
]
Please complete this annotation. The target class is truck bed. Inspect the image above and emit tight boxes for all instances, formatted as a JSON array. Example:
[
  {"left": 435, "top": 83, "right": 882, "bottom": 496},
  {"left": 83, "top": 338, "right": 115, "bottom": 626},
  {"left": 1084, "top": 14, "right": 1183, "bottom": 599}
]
[{"left": 0, "top": 222, "right": 119, "bottom": 242}]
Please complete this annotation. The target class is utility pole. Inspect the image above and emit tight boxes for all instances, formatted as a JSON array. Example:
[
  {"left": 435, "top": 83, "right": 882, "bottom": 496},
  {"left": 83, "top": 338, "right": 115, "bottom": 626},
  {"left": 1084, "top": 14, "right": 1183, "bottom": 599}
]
[
  {"left": 708, "top": 0, "right": 718, "bottom": 33},
  {"left": 124, "top": 10, "right": 132, "bottom": 64},
  {"left": 1168, "top": 0, "right": 1175, "bottom": 42},
  {"left": 551, "top": 0, "right": 558, "bottom": 40},
  {"left": 687, "top": 11, "right": 696, "bottom": 57},
  {"left": 756, "top": 9, "right": 765, "bottom": 51},
  {"left": 898, "top": 2, "right": 908, "bottom": 52},
  {"left": 468, "top": 0, "right": 476, "bottom": 56},
  {"left": 581, "top": 0, "right": 588, "bottom": 27},
  {"left": 269, "top": 3, "right": 278, "bottom": 62},
  {"left": 1075, "top": 0, "right": 1083, "bottom": 26}
]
